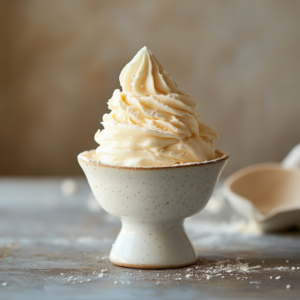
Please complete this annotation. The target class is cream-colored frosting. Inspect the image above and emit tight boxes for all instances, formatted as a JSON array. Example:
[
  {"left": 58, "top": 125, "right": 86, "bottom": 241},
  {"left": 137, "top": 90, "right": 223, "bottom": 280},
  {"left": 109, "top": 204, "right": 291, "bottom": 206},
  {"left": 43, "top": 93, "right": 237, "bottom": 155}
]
[{"left": 93, "top": 46, "right": 218, "bottom": 166}]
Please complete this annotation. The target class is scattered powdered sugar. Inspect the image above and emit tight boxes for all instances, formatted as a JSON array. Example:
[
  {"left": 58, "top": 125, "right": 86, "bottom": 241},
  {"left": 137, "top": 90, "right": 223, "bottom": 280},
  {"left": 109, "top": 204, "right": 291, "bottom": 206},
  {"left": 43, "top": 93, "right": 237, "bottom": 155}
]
[
  {"left": 45, "top": 185, "right": 298, "bottom": 290},
  {"left": 264, "top": 266, "right": 290, "bottom": 272},
  {"left": 46, "top": 258, "right": 299, "bottom": 290},
  {"left": 244, "top": 265, "right": 262, "bottom": 271}
]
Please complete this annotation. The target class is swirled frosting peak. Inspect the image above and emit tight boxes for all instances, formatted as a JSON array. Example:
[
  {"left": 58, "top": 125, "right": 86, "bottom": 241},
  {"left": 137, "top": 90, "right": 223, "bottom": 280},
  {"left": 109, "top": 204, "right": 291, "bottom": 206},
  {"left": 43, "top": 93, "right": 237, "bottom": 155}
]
[
  {"left": 93, "top": 47, "right": 218, "bottom": 167},
  {"left": 120, "top": 46, "right": 179, "bottom": 96}
]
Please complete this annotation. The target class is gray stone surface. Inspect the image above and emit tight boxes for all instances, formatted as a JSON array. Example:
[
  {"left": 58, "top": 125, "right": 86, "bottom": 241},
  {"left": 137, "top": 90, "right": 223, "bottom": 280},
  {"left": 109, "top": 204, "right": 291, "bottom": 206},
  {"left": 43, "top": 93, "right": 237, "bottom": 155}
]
[{"left": 0, "top": 178, "right": 299, "bottom": 299}]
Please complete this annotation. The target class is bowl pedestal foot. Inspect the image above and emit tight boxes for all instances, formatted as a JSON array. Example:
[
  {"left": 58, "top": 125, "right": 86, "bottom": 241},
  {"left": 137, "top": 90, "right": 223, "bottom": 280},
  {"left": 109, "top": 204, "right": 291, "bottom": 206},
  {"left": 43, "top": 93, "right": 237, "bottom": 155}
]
[{"left": 109, "top": 220, "right": 197, "bottom": 269}]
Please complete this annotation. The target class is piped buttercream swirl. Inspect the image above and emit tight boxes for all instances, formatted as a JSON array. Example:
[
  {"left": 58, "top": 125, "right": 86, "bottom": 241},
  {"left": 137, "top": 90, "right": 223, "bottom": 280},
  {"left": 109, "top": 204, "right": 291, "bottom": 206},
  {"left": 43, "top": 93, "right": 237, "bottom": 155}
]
[
  {"left": 93, "top": 46, "right": 218, "bottom": 167},
  {"left": 120, "top": 46, "right": 179, "bottom": 96}
]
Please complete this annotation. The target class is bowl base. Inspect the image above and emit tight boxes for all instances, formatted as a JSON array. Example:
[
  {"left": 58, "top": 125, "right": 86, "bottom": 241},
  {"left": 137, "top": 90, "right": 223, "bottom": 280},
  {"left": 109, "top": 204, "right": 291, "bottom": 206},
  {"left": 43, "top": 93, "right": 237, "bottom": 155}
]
[{"left": 110, "top": 259, "right": 197, "bottom": 269}]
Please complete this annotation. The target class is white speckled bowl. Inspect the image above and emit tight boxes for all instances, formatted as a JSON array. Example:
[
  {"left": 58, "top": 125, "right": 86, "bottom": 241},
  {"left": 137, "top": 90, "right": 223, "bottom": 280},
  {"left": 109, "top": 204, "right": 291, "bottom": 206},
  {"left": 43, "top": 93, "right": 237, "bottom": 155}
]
[{"left": 78, "top": 150, "right": 228, "bottom": 269}]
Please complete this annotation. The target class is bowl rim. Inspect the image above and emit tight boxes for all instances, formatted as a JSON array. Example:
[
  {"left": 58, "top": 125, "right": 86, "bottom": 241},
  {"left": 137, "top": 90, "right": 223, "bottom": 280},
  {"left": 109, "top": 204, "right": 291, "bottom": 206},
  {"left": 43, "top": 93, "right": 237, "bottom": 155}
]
[{"left": 78, "top": 149, "right": 228, "bottom": 170}]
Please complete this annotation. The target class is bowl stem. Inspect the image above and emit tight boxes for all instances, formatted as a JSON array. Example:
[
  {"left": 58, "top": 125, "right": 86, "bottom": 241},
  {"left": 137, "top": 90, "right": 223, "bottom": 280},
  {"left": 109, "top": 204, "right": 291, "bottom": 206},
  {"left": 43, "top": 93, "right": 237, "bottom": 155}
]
[{"left": 109, "top": 219, "right": 197, "bottom": 269}]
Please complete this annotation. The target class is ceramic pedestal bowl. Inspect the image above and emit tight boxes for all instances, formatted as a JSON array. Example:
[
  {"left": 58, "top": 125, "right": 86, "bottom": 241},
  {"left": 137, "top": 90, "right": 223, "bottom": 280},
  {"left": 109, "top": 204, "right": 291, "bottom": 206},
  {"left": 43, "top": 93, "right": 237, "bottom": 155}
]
[{"left": 78, "top": 150, "right": 228, "bottom": 269}]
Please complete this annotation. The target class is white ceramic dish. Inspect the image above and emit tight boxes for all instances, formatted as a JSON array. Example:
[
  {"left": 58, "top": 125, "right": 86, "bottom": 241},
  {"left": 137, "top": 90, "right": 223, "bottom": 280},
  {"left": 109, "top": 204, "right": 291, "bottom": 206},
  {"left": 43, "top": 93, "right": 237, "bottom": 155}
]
[
  {"left": 78, "top": 150, "right": 228, "bottom": 269},
  {"left": 224, "top": 144, "right": 300, "bottom": 231}
]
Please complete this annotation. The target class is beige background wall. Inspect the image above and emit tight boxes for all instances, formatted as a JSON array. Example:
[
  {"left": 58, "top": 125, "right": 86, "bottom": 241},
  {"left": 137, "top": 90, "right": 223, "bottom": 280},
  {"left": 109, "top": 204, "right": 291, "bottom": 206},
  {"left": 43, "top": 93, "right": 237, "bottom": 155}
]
[{"left": 0, "top": 0, "right": 300, "bottom": 177}]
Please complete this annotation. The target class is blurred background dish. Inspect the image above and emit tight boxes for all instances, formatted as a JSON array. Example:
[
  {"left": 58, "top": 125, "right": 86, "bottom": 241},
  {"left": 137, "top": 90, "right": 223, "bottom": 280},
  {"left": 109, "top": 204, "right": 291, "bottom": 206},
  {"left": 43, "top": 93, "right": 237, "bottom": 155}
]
[
  {"left": 224, "top": 144, "right": 300, "bottom": 231},
  {"left": 1, "top": 0, "right": 300, "bottom": 176}
]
